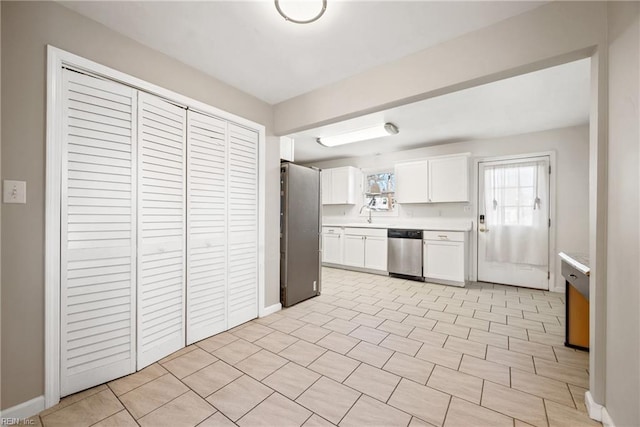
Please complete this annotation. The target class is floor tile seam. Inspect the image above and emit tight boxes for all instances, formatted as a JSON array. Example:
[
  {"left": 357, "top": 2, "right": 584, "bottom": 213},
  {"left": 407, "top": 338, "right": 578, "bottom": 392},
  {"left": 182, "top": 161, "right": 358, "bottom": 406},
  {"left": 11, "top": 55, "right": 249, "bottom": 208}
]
[
  {"left": 130, "top": 388, "right": 194, "bottom": 424},
  {"left": 194, "top": 411, "right": 236, "bottom": 427},
  {"left": 482, "top": 371, "right": 580, "bottom": 413},
  {"left": 438, "top": 393, "right": 455, "bottom": 427},
  {"left": 509, "top": 379, "right": 581, "bottom": 410},
  {"left": 258, "top": 334, "right": 300, "bottom": 355},
  {"left": 534, "top": 355, "right": 590, "bottom": 375},
  {"left": 159, "top": 345, "right": 199, "bottom": 365},
  {"left": 541, "top": 396, "right": 551, "bottom": 427},
  {"left": 230, "top": 389, "right": 278, "bottom": 425},
  {"left": 116, "top": 370, "right": 182, "bottom": 403},
  {"left": 39, "top": 385, "right": 109, "bottom": 419},
  {"left": 262, "top": 361, "right": 323, "bottom": 398},
  {"left": 163, "top": 355, "right": 221, "bottom": 384},
  {"left": 335, "top": 392, "right": 364, "bottom": 426},
  {"left": 86, "top": 406, "right": 141, "bottom": 427}
]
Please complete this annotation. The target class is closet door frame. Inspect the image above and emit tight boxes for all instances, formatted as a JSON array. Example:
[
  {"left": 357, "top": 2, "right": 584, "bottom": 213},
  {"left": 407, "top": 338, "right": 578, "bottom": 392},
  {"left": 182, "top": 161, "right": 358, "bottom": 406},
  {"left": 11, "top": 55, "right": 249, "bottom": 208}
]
[{"left": 45, "top": 46, "right": 267, "bottom": 409}]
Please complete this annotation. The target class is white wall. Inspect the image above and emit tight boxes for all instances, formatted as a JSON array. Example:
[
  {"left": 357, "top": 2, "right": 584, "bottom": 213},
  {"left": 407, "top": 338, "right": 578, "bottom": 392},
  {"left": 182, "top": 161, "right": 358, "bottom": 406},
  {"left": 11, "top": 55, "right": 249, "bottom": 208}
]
[
  {"left": 0, "top": 1, "right": 277, "bottom": 411},
  {"left": 605, "top": 2, "right": 640, "bottom": 426},
  {"left": 307, "top": 125, "right": 590, "bottom": 292},
  {"left": 274, "top": 2, "right": 606, "bottom": 135}
]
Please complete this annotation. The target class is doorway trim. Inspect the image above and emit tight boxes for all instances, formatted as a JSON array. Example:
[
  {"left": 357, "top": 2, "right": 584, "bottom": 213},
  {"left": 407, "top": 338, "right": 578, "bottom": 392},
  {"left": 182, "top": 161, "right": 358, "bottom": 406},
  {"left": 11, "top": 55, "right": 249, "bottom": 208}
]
[
  {"left": 45, "top": 46, "right": 267, "bottom": 409},
  {"left": 471, "top": 151, "right": 557, "bottom": 291}
]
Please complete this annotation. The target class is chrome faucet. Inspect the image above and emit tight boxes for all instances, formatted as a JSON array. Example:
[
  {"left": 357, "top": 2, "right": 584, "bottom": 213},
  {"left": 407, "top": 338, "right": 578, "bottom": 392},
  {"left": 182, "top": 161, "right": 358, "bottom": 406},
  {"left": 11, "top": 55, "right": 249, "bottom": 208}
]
[{"left": 359, "top": 205, "right": 373, "bottom": 223}]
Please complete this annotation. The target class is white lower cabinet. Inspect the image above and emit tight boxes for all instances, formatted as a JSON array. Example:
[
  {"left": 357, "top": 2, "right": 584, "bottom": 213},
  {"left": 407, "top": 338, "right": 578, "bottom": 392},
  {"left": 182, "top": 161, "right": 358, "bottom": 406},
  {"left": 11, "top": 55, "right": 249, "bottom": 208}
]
[
  {"left": 342, "top": 228, "right": 387, "bottom": 271},
  {"left": 364, "top": 236, "right": 388, "bottom": 271},
  {"left": 423, "top": 231, "right": 467, "bottom": 286},
  {"left": 322, "top": 227, "right": 344, "bottom": 264},
  {"left": 344, "top": 234, "right": 366, "bottom": 267}
]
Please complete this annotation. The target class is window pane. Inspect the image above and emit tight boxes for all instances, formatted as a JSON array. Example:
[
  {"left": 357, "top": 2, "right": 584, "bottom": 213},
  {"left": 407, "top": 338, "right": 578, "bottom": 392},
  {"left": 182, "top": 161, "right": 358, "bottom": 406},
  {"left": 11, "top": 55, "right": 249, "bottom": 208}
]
[
  {"left": 504, "top": 207, "right": 518, "bottom": 225},
  {"left": 519, "top": 208, "right": 533, "bottom": 226},
  {"left": 519, "top": 187, "right": 534, "bottom": 206},
  {"left": 503, "top": 188, "right": 518, "bottom": 206},
  {"left": 505, "top": 168, "right": 519, "bottom": 187},
  {"left": 519, "top": 165, "right": 535, "bottom": 186}
]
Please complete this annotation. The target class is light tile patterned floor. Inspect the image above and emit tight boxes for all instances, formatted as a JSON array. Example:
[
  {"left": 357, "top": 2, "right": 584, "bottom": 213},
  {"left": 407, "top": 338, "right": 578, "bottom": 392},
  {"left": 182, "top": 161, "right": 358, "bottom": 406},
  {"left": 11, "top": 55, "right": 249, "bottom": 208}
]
[{"left": 31, "top": 267, "right": 599, "bottom": 427}]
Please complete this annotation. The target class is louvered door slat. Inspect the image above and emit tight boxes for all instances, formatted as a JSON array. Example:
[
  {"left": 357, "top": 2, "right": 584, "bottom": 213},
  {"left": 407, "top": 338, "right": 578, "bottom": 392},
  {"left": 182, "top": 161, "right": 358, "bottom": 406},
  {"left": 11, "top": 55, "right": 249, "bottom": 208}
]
[
  {"left": 227, "top": 123, "right": 258, "bottom": 328},
  {"left": 60, "top": 69, "right": 137, "bottom": 396},
  {"left": 137, "top": 92, "right": 186, "bottom": 368},
  {"left": 186, "top": 111, "right": 227, "bottom": 344}
]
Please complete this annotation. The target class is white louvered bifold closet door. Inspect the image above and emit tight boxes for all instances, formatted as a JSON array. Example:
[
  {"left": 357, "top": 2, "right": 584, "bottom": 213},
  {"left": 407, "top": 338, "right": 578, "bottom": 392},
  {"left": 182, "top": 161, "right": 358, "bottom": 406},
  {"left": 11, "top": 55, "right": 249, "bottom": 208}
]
[
  {"left": 227, "top": 123, "right": 259, "bottom": 327},
  {"left": 186, "top": 112, "right": 228, "bottom": 344},
  {"left": 137, "top": 92, "right": 187, "bottom": 367},
  {"left": 60, "top": 69, "right": 137, "bottom": 396}
]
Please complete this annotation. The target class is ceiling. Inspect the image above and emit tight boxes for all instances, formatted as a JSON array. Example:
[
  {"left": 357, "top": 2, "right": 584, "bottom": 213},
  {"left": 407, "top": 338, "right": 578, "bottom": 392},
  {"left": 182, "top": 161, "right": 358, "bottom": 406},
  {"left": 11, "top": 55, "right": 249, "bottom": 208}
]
[
  {"left": 289, "top": 58, "right": 591, "bottom": 163},
  {"left": 60, "top": 1, "right": 545, "bottom": 104}
]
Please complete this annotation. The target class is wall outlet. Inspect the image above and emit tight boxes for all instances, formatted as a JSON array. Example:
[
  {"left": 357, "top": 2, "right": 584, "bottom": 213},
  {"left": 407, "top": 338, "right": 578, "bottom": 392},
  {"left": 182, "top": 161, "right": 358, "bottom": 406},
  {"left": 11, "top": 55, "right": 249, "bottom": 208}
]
[{"left": 3, "top": 180, "right": 26, "bottom": 204}]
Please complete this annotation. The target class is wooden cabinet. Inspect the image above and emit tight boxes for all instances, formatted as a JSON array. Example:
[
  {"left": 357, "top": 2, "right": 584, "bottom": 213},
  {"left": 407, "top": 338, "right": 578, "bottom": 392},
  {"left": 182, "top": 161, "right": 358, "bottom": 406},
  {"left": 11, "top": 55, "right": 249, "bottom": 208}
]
[
  {"left": 343, "top": 228, "right": 387, "bottom": 271},
  {"left": 423, "top": 231, "right": 467, "bottom": 286},
  {"left": 428, "top": 156, "right": 469, "bottom": 202},
  {"left": 321, "top": 166, "right": 361, "bottom": 205},
  {"left": 395, "top": 154, "right": 469, "bottom": 204},
  {"left": 322, "top": 227, "right": 343, "bottom": 264}
]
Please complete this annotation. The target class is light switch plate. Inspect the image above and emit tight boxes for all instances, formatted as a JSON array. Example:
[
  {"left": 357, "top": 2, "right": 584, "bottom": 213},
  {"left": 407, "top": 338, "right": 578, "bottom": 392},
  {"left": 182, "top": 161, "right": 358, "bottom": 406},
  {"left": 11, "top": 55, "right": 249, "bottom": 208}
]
[{"left": 4, "top": 180, "right": 27, "bottom": 204}]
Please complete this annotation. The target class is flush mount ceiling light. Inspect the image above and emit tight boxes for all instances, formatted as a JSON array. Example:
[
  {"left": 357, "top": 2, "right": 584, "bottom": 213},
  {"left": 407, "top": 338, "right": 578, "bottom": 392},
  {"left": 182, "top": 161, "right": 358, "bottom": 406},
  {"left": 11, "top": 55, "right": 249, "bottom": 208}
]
[
  {"left": 317, "top": 123, "right": 399, "bottom": 147},
  {"left": 275, "top": 0, "right": 327, "bottom": 24}
]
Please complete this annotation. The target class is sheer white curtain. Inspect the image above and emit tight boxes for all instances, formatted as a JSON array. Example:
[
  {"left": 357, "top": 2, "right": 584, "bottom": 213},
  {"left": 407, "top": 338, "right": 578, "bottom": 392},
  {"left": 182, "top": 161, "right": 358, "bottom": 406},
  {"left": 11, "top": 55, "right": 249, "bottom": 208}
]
[{"left": 483, "top": 160, "right": 548, "bottom": 265}]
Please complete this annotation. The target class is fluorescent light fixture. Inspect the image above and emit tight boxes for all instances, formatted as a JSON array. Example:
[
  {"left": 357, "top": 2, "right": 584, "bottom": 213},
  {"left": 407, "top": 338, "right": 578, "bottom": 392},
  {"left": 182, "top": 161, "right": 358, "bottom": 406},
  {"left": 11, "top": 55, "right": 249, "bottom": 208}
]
[{"left": 317, "top": 123, "right": 399, "bottom": 147}]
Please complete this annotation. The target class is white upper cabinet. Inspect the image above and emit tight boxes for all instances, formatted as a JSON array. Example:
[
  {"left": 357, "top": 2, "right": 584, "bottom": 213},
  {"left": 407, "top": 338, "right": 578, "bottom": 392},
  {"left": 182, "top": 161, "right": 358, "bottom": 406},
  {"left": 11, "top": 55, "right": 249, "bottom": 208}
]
[
  {"left": 321, "top": 169, "right": 332, "bottom": 205},
  {"left": 428, "top": 155, "right": 469, "bottom": 202},
  {"left": 321, "top": 166, "right": 361, "bottom": 205},
  {"left": 395, "top": 160, "right": 429, "bottom": 203},
  {"left": 396, "top": 154, "right": 469, "bottom": 204}
]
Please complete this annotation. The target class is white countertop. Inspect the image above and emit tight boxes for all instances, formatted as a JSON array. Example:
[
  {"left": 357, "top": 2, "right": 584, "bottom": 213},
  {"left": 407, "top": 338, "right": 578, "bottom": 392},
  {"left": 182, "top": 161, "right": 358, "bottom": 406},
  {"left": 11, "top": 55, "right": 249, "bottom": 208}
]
[
  {"left": 323, "top": 219, "right": 473, "bottom": 232},
  {"left": 559, "top": 252, "right": 590, "bottom": 276}
]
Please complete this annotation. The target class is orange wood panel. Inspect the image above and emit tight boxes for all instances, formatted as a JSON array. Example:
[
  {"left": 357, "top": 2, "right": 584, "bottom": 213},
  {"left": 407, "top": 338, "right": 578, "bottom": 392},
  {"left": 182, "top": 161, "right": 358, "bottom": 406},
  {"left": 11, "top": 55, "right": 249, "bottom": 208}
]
[{"left": 567, "top": 284, "right": 589, "bottom": 349}]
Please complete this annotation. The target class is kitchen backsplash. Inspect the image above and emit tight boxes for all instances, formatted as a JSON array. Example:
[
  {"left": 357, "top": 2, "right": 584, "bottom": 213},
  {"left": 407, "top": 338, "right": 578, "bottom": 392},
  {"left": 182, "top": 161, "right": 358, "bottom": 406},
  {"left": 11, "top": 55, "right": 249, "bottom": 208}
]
[{"left": 322, "top": 202, "right": 473, "bottom": 224}]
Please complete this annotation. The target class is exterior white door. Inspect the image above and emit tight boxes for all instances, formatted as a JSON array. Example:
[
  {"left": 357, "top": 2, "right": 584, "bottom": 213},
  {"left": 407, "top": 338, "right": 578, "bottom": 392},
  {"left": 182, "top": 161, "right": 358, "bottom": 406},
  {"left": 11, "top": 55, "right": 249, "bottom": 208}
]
[
  {"left": 227, "top": 123, "right": 259, "bottom": 328},
  {"left": 186, "top": 111, "right": 228, "bottom": 344},
  {"left": 477, "top": 156, "right": 550, "bottom": 289},
  {"left": 137, "top": 92, "right": 187, "bottom": 367},
  {"left": 60, "top": 69, "right": 137, "bottom": 396}
]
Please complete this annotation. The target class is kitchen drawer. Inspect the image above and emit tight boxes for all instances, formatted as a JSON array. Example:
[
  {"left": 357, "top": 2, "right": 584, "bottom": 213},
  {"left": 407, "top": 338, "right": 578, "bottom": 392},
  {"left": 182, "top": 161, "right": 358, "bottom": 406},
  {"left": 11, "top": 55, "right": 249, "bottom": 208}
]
[
  {"left": 344, "top": 227, "right": 387, "bottom": 237},
  {"left": 423, "top": 230, "right": 465, "bottom": 242},
  {"left": 562, "top": 261, "right": 589, "bottom": 300},
  {"left": 323, "top": 226, "right": 344, "bottom": 234}
]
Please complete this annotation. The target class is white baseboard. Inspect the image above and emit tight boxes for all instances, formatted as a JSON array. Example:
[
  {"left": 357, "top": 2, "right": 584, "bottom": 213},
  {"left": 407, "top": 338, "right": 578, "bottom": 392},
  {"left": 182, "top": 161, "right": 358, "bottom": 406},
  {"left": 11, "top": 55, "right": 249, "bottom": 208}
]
[
  {"left": 602, "top": 407, "right": 616, "bottom": 427},
  {"left": 0, "top": 395, "right": 44, "bottom": 421},
  {"left": 260, "top": 303, "right": 281, "bottom": 317},
  {"left": 585, "top": 391, "right": 603, "bottom": 422}
]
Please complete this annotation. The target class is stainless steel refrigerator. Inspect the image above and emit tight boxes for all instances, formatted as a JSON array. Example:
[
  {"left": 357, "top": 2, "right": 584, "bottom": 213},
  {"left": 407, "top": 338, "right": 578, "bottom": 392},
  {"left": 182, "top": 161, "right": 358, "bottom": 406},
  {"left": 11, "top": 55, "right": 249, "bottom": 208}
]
[{"left": 280, "top": 163, "right": 321, "bottom": 307}]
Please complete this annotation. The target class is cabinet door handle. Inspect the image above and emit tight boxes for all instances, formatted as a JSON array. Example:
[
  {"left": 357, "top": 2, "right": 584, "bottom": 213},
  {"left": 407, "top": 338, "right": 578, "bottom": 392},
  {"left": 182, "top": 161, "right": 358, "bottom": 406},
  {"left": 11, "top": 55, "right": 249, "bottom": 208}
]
[{"left": 438, "top": 235, "right": 448, "bottom": 239}]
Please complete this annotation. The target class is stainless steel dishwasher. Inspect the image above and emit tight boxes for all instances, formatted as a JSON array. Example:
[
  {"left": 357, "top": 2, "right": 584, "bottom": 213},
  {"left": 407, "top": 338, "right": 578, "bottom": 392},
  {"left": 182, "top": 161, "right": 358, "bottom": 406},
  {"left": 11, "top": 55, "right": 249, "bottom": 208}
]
[{"left": 388, "top": 229, "right": 424, "bottom": 280}]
